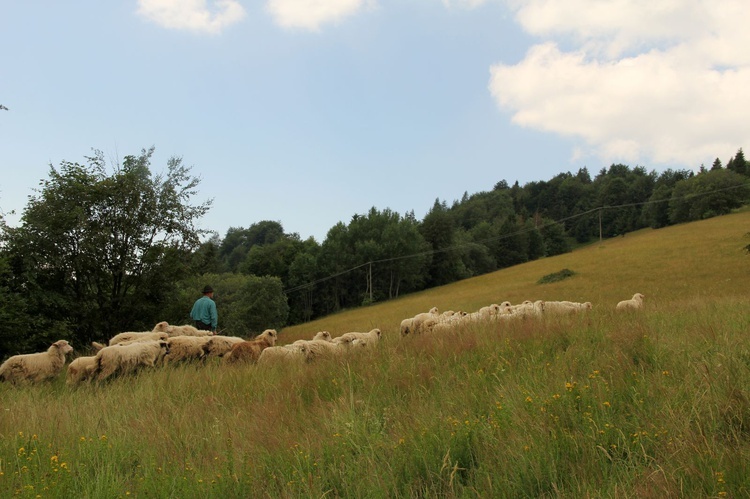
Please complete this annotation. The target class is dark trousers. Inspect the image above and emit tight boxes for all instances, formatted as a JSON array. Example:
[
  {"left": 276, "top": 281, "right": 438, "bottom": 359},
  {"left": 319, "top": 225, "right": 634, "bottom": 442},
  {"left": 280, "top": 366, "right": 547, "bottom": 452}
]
[{"left": 195, "top": 321, "right": 212, "bottom": 332}]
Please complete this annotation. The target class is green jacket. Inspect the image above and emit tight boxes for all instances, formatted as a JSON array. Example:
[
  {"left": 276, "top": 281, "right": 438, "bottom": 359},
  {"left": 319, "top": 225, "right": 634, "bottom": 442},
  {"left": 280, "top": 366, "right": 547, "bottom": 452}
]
[{"left": 190, "top": 296, "right": 217, "bottom": 331}]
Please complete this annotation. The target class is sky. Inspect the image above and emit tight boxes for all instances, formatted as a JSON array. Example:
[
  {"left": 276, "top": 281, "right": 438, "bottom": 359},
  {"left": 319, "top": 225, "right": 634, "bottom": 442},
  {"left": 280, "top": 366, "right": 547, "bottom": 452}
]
[{"left": 1, "top": 1, "right": 748, "bottom": 243}]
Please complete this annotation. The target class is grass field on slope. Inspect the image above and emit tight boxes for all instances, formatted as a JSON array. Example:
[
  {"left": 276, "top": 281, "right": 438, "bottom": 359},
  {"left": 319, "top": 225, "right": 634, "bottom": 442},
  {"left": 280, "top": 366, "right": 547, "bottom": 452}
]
[{"left": 0, "top": 210, "right": 748, "bottom": 497}]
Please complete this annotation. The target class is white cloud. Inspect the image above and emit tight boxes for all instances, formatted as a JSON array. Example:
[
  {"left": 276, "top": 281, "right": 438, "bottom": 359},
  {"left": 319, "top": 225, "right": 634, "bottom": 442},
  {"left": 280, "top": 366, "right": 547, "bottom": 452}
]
[
  {"left": 266, "top": 0, "right": 375, "bottom": 31},
  {"left": 490, "top": 0, "right": 750, "bottom": 166},
  {"left": 137, "top": 0, "right": 246, "bottom": 34}
]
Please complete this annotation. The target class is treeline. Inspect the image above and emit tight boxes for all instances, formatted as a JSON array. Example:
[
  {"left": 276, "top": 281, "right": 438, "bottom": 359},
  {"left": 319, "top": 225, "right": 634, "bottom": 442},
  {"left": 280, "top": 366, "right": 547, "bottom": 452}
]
[
  {"left": 1, "top": 148, "right": 749, "bottom": 354},
  {"left": 194, "top": 149, "right": 750, "bottom": 324}
]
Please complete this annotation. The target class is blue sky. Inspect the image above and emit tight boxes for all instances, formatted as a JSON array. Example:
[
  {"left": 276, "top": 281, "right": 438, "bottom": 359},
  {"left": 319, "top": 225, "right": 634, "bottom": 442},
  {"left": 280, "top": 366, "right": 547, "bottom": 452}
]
[{"left": 2, "top": 1, "right": 748, "bottom": 242}]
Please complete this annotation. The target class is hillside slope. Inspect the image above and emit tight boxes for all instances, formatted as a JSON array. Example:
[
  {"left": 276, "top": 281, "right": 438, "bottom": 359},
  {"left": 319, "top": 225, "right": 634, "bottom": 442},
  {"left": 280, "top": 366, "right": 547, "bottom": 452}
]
[{"left": 281, "top": 209, "right": 750, "bottom": 340}]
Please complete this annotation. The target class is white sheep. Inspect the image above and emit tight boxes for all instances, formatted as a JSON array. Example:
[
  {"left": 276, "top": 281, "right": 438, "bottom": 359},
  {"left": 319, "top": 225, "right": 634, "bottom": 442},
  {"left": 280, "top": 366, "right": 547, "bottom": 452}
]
[
  {"left": 400, "top": 318, "right": 414, "bottom": 337},
  {"left": 164, "top": 335, "right": 212, "bottom": 363},
  {"left": 202, "top": 335, "right": 245, "bottom": 358},
  {"left": 352, "top": 339, "right": 368, "bottom": 348},
  {"left": 509, "top": 300, "right": 546, "bottom": 317},
  {"left": 313, "top": 331, "right": 333, "bottom": 342},
  {"left": 478, "top": 304, "right": 502, "bottom": 318},
  {"left": 258, "top": 343, "right": 312, "bottom": 365},
  {"left": 616, "top": 293, "right": 645, "bottom": 311},
  {"left": 94, "top": 340, "right": 169, "bottom": 381},
  {"left": 303, "top": 337, "right": 355, "bottom": 360},
  {"left": 0, "top": 340, "right": 74, "bottom": 384},
  {"left": 544, "top": 300, "right": 591, "bottom": 313},
  {"left": 293, "top": 331, "right": 333, "bottom": 346},
  {"left": 400, "top": 307, "right": 443, "bottom": 335},
  {"left": 66, "top": 355, "right": 98, "bottom": 385},
  {"left": 332, "top": 328, "right": 382, "bottom": 346},
  {"left": 153, "top": 321, "right": 213, "bottom": 337},
  {"left": 409, "top": 307, "right": 441, "bottom": 334}
]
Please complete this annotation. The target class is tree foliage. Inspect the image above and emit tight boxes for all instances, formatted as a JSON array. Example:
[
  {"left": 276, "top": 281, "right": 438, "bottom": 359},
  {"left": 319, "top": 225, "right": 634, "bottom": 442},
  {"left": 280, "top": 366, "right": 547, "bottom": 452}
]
[{"left": 1, "top": 147, "right": 211, "bottom": 348}]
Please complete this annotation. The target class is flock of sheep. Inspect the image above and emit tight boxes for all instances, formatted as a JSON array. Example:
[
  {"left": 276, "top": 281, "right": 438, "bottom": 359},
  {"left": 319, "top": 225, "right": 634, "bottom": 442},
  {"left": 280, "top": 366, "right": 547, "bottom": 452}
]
[
  {"left": 0, "top": 320, "right": 382, "bottom": 386},
  {"left": 400, "top": 293, "right": 644, "bottom": 336},
  {"left": 0, "top": 293, "right": 645, "bottom": 386}
]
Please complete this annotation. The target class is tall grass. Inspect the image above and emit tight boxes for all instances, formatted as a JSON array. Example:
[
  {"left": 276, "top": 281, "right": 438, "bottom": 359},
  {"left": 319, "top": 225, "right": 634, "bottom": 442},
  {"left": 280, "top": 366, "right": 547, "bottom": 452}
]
[{"left": 1, "top": 210, "right": 749, "bottom": 497}]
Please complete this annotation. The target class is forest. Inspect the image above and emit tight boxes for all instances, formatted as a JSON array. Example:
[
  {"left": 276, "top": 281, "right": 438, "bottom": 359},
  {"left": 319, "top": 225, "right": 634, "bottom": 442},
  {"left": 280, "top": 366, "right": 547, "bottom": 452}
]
[{"left": 1, "top": 147, "right": 748, "bottom": 355}]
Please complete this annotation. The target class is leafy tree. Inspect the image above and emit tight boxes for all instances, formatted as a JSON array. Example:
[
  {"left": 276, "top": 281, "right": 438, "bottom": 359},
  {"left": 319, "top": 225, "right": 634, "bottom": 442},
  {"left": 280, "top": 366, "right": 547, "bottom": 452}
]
[
  {"left": 239, "top": 236, "right": 296, "bottom": 282},
  {"left": 316, "top": 222, "right": 359, "bottom": 315},
  {"left": 711, "top": 158, "right": 723, "bottom": 171},
  {"left": 525, "top": 217, "right": 546, "bottom": 261},
  {"left": 286, "top": 251, "right": 319, "bottom": 324},
  {"left": 378, "top": 211, "right": 430, "bottom": 299},
  {"left": 421, "top": 199, "right": 467, "bottom": 286},
  {"left": 540, "top": 219, "right": 570, "bottom": 256},
  {"left": 233, "top": 275, "right": 289, "bottom": 334},
  {"left": 669, "top": 169, "right": 750, "bottom": 224},
  {"left": 2, "top": 147, "right": 211, "bottom": 347},
  {"left": 644, "top": 168, "right": 695, "bottom": 228},
  {"left": 643, "top": 184, "right": 674, "bottom": 228},
  {"left": 494, "top": 216, "right": 528, "bottom": 268},
  {"left": 312, "top": 208, "right": 430, "bottom": 312},
  {"left": 463, "top": 221, "right": 498, "bottom": 275},
  {"left": 190, "top": 233, "right": 224, "bottom": 275}
]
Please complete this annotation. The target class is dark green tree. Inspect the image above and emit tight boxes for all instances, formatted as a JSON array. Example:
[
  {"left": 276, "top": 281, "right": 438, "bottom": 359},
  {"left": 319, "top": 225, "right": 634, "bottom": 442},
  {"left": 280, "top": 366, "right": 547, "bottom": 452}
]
[
  {"left": 233, "top": 275, "right": 289, "bottom": 334},
  {"left": 316, "top": 222, "right": 359, "bottom": 315},
  {"left": 286, "top": 251, "right": 319, "bottom": 324},
  {"left": 420, "top": 199, "right": 467, "bottom": 286},
  {"left": 378, "top": 211, "right": 431, "bottom": 299},
  {"left": 238, "top": 233, "right": 306, "bottom": 284},
  {"left": 669, "top": 169, "right": 750, "bottom": 224},
  {"left": 540, "top": 219, "right": 570, "bottom": 256},
  {"left": 494, "top": 216, "right": 528, "bottom": 268},
  {"left": 463, "top": 221, "right": 498, "bottom": 276},
  {"left": 728, "top": 148, "right": 747, "bottom": 176},
  {"left": 190, "top": 233, "right": 224, "bottom": 275}
]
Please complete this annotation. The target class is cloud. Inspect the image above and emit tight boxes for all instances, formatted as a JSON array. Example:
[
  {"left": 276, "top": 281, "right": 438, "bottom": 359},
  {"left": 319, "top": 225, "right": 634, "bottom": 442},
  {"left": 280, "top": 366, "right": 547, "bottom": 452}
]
[
  {"left": 266, "top": 0, "right": 375, "bottom": 31},
  {"left": 490, "top": 0, "right": 750, "bottom": 165},
  {"left": 137, "top": 0, "right": 246, "bottom": 34},
  {"left": 442, "top": 0, "right": 489, "bottom": 8}
]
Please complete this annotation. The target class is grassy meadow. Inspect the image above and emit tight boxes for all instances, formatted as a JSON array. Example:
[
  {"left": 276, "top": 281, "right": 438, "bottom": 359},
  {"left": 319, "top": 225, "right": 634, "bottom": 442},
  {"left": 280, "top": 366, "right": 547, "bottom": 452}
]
[{"left": 1, "top": 210, "right": 749, "bottom": 497}]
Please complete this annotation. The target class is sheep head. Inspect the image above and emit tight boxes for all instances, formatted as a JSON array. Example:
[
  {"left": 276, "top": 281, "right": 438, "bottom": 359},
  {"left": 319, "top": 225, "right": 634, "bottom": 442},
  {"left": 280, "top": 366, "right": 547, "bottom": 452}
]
[
  {"left": 52, "top": 340, "right": 74, "bottom": 355},
  {"left": 153, "top": 321, "right": 169, "bottom": 332}
]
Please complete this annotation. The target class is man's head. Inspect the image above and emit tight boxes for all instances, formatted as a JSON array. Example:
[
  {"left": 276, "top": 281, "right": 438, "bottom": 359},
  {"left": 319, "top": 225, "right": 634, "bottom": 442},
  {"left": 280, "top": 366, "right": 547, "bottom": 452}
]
[{"left": 202, "top": 285, "right": 214, "bottom": 296}]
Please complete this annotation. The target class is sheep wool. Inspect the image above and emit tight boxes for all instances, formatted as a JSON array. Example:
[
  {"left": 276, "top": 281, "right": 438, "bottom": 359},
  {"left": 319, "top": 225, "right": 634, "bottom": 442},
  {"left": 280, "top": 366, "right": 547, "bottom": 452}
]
[
  {"left": 107, "top": 331, "right": 169, "bottom": 346},
  {"left": 333, "top": 328, "right": 382, "bottom": 346},
  {"left": 303, "top": 337, "right": 355, "bottom": 361},
  {"left": 258, "top": 343, "right": 312, "bottom": 365},
  {"left": 66, "top": 356, "right": 98, "bottom": 385},
  {"left": 95, "top": 340, "right": 169, "bottom": 381},
  {"left": 202, "top": 335, "right": 245, "bottom": 358},
  {"left": 0, "top": 340, "right": 74, "bottom": 384},
  {"left": 164, "top": 336, "right": 212, "bottom": 363},
  {"left": 153, "top": 321, "right": 213, "bottom": 337},
  {"left": 616, "top": 293, "right": 645, "bottom": 311}
]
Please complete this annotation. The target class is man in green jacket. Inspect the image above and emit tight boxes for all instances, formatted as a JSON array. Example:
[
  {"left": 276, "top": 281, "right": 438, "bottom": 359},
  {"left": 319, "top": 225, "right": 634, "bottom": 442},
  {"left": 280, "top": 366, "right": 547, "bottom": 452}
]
[{"left": 190, "top": 285, "right": 218, "bottom": 332}]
